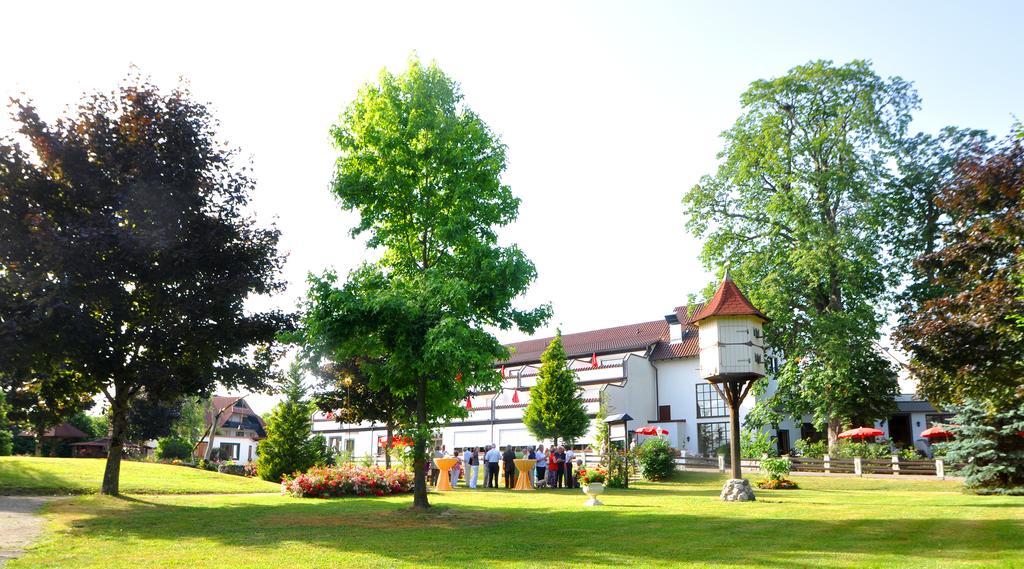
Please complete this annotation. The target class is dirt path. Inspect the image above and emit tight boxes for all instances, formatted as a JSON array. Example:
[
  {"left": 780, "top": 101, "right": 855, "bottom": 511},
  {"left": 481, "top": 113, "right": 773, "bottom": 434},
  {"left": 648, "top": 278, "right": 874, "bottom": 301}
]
[{"left": 0, "top": 496, "right": 57, "bottom": 567}]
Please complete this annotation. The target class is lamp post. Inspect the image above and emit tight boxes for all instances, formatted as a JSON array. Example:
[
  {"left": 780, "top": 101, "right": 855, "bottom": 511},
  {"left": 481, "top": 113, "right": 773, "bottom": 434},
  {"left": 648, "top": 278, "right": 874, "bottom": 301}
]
[{"left": 692, "top": 270, "right": 769, "bottom": 502}]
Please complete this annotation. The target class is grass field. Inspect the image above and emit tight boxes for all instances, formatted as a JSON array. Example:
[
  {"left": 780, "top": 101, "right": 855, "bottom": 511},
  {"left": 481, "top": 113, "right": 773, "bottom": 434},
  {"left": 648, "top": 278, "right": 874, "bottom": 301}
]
[
  {"left": 9, "top": 470, "right": 1024, "bottom": 569},
  {"left": 0, "top": 457, "right": 279, "bottom": 495}
]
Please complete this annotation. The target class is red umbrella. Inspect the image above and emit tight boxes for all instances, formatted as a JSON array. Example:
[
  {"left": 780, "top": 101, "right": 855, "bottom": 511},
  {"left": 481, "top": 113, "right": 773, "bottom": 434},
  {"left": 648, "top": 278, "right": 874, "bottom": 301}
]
[
  {"left": 465, "top": 397, "right": 473, "bottom": 410},
  {"left": 590, "top": 353, "right": 599, "bottom": 368},
  {"left": 920, "top": 426, "right": 954, "bottom": 440},
  {"left": 635, "top": 425, "right": 669, "bottom": 436},
  {"left": 837, "top": 427, "right": 884, "bottom": 440},
  {"left": 511, "top": 390, "right": 520, "bottom": 403}
]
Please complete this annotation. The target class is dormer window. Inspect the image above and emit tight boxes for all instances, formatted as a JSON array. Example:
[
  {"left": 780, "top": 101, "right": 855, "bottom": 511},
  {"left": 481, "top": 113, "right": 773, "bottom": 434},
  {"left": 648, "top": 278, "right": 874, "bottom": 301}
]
[{"left": 665, "top": 313, "right": 683, "bottom": 345}]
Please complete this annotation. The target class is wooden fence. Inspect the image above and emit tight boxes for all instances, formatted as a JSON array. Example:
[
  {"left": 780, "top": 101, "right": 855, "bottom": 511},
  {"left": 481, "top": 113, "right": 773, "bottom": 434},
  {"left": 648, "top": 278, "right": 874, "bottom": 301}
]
[{"left": 666, "top": 454, "right": 951, "bottom": 479}]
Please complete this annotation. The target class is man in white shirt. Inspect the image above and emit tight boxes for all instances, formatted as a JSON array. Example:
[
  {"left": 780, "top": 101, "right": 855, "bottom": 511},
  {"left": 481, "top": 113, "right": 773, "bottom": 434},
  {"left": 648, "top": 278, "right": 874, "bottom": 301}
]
[
  {"left": 564, "top": 447, "right": 576, "bottom": 488},
  {"left": 484, "top": 444, "right": 501, "bottom": 488}
]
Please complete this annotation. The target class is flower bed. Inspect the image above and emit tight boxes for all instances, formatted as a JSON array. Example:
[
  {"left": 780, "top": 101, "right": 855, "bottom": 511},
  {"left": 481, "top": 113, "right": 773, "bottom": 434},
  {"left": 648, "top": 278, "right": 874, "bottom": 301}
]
[
  {"left": 756, "top": 478, "right": 799, "bottom": 490},
  {"left": 282, "top": 465, "right": 414, "bottom": 498}
]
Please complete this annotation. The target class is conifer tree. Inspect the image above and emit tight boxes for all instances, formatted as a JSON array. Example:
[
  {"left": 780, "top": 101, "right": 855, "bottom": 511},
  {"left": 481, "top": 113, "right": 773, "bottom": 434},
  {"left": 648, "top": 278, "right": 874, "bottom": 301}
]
[
  {"left": 256, "top": 365, "right": 326, "bottom": 482},
  {"left": 942, "top": 399, "right": 1024, "bottom": 493},
  {"left": 522, "top": 331, "right": 589, "bottom": 446}
]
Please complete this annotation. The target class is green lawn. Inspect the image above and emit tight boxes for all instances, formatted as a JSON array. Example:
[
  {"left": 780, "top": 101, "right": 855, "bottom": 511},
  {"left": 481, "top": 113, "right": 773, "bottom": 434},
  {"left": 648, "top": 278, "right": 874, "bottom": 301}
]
[
  {"left": 10, "top": 471, "right": 1024, "bottom": 568},
  {"left": 0, "top": 457, "right": 279, "bottom": 495}
]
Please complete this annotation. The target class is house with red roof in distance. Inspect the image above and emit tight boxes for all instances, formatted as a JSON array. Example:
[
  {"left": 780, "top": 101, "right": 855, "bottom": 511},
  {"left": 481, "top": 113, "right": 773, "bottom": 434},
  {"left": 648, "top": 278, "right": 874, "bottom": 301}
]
[
  {"left": 312, "top": 274, "right": 938, "bottom": 459},
  {"left": 195, "top": 395, "right": 266, "bottom": 464}
]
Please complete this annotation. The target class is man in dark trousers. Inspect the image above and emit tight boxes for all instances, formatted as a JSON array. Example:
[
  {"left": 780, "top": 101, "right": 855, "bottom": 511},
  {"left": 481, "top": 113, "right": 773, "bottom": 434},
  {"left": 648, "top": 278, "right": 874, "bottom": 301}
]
[
  {"left": 554, "top": 446, "right": 566, "bottom": 488},
  {"left": 564, "top": 446, "right": 575, "bottom": 488},
  {"left": 502, "top": 445, "right": 517, "bottom": 488},
  {"left": 484, "top": 444, "right": 501, "bottom": 488}
]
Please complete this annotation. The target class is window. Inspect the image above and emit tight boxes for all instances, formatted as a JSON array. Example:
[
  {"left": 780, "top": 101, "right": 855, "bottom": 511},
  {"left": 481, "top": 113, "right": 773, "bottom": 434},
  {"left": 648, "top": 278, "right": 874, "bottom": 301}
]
[
  {"left": 218, "top": 443, "right": 240, "bottom": 460},
  {"left": 766, "top": 356, "right": 780, "bottom": 375},
  {"left": 658, "top": 405, "right": 672, "bottom": 422},
  {"left": 696, "top": 383, "right": 727, "bottom": 418},
  {"left": 801, "top": 422, "right": 824, "bottom": 443},
  {"left": 697, "top": 422, "right": 729, "bottom": 456}
]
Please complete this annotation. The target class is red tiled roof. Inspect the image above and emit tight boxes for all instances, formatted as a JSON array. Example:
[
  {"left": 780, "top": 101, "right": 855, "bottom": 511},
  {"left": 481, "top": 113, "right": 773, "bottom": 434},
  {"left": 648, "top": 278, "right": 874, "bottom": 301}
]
[
  {"left": 502, "top": 303, "right": 710, "bottom": 366},
  {"left": 207, "top": 395, "right": 266, "bottom": 431},
  {"left": 690, "top": 275, "right": 768, "bottom": 323},
  {"left": 649, "top": 304, "right": 703, "bottom": 361},
  {"left": 501, "top": 320, "right": 670, "bottom": 366}
]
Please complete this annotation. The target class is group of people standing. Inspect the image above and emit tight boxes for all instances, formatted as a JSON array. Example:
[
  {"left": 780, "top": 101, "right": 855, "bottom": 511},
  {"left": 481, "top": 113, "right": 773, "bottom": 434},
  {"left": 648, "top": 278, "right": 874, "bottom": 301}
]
[{"left": 429, "top": 444, "right": 581, "bottom": 489}]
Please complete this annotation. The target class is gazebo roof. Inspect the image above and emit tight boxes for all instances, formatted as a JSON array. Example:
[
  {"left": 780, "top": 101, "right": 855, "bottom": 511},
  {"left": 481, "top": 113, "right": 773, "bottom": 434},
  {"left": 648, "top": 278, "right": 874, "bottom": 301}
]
[
  {"left": 691, "top": 271, "right": 768, "bottom": 324},
  {"left": 42, "top": 422, "right": 89, "bottom": 439}
]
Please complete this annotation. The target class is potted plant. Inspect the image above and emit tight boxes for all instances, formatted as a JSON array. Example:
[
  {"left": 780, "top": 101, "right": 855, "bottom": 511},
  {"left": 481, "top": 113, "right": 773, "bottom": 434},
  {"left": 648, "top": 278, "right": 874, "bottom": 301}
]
[{"left": 577, "top": 466, "right": 607, "bottom": 506}]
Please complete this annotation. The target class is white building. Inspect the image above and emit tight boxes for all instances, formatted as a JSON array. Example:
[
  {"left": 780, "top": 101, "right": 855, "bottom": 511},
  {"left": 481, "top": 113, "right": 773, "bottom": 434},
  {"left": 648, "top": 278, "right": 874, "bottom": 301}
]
[{"left": 312, "top": 276, "right": 944, "bottom": 458}]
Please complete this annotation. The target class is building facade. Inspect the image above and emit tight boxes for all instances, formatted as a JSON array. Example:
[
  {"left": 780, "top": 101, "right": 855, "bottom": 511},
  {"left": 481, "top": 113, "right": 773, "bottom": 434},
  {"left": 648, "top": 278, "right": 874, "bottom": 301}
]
[
  {"left": 196, "top": 396, "right": 266, "bottom": 465},
  {"left": 312, "top": 278, "right": 939, "bottom": 458}
]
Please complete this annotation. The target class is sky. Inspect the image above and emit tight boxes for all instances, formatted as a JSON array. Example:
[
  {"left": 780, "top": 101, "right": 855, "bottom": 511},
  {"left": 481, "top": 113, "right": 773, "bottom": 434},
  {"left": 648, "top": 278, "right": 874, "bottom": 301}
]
[{"left": 2, "top": 1, "right": 1021, "bottom": 413}]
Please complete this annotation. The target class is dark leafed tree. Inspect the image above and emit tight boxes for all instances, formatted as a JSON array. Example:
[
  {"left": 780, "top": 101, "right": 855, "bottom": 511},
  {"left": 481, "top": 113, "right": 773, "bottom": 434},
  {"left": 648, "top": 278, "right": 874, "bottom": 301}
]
[
  {"left": 522, "top": 331, "right": 589, "bottom": 446},
  {"left": 0, "top": 74, "right": 290, "bottom": 494},
  {"left": 293, "top": 57, "right": 549, "bottom": 509},
  {"left": 0, "top": 389, "right": 12, "bottom": 456},
  {"left": 684, "top": 60, "right": 905, "bottom": 448},
  {"left": 894, "top": 138, "right": 1024, "bottom": 407},
  {"left": 3, "top": 367, "right": 94, "bottom": 456},
  {"left": 312, "top": 358, "right": 411, "bottom": 468},
  {"left": 889, "top": 127, "right": 992, "bottom": 312},
  {"left": 124, "top": 392, "right": 184, "bottom": 443}
]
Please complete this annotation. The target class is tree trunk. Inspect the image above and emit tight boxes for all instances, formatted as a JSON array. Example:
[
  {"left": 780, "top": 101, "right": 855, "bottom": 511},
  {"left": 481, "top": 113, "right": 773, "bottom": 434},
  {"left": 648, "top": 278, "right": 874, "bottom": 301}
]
[
  {"left": 827, "top": 417, "right": 842, "bottom": 453},
  {"left": 411, "top": 376, "right": 429, "bottom": 510},
  {"left": 384, "top": 423, "right": 393, "bottom": 469},
  {"left": 203, "top": 417, "right": 218, "bottom": 461},
  {"left": 101, "top": 394, "right": 130, "bottom": 496},
  {"left": 34, "top": 417, "right": 46, "bottom": 457}
]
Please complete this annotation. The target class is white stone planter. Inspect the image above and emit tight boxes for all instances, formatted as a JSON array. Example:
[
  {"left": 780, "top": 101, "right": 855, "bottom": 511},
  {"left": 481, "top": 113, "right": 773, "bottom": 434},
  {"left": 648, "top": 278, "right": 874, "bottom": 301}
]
[{"left": 582, "top": 482, "right": 604, "bottom": 506}]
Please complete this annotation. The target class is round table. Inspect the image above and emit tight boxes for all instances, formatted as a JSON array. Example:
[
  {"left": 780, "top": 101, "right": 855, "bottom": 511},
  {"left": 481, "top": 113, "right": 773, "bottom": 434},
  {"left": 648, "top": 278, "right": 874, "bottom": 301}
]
[
  {"left": 512, "top": 459, "right": 537, "bottom": 491},
  {"left": 434, "top": 457, "right": 459, "bottom": 491}
]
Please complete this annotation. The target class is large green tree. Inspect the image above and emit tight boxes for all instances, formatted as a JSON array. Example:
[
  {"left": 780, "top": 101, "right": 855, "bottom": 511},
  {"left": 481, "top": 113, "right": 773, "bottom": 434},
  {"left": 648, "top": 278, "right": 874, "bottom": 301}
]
[
  {"left": 0, "top": 76, "right": 289, "bottom": 494},
  {"left": 293, "top": 57, "right": 549, "bottom": 509},
  {"left": 522, "top": 331, "right": 589, "bottom": 446},
  {"left": 894, "top": 138, "right": 1024, "bottom": 406},
  {"left": 684, "top": 60, "right": 906, "bottom": 447}
]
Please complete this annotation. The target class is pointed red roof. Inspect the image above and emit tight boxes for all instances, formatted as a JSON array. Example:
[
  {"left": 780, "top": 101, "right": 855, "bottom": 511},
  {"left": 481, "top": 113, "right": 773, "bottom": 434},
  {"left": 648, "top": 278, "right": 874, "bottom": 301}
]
[{"left": 691, "top": 272, "right": 768, "bottom": 323}]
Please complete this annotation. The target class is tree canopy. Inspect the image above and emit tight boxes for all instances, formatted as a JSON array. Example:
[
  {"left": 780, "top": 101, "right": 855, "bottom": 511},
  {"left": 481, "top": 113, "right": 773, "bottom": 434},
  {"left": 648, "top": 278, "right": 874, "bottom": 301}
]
[
  {"left": 312, "top": 358, "right": 412, "bottom": 467},
  {"left": 683, "top": 60, "right": 907, "bottom": 446},
  {"left": 522, "top": 331, "right": 589, "bottom": 446},
  {"left": 894, "top": 138, "right": 1024, "bottom": 407},
  {"left": 0, "top": 75, "right": 289, "bottom": 494},
  {"left": 292, "top": 57, "right": 549, "bottom": 509}
]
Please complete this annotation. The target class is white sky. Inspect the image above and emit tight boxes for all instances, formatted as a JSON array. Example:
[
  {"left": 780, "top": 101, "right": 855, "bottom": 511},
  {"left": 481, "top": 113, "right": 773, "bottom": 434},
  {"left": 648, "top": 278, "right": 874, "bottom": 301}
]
[{"left": 3, "top": 1, "right": 1020, "bottom": 413}]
